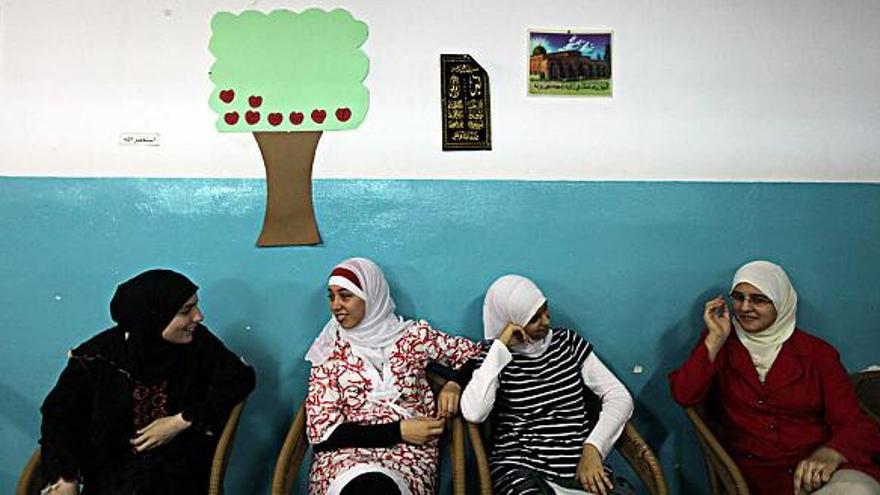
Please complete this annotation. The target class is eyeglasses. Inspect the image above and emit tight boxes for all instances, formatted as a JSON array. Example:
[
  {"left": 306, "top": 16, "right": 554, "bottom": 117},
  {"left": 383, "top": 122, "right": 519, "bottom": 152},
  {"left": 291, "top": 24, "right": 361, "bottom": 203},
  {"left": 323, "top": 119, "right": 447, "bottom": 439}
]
[{"left": 729, "top": 291, "right": 773, "bottom": 306}]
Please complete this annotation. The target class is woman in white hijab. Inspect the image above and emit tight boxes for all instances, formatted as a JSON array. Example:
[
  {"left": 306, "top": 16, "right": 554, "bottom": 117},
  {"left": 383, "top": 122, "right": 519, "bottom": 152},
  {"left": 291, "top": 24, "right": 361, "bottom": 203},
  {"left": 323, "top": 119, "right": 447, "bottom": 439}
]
[
  {"left": 670, "top": 260, "right": 880, "bottom": 495},
  {"left": 461, "top": 274, "right": 635, "bottom": 495},
  {"left": 304, "top": 257, "right": 481, "bottom": 495}
]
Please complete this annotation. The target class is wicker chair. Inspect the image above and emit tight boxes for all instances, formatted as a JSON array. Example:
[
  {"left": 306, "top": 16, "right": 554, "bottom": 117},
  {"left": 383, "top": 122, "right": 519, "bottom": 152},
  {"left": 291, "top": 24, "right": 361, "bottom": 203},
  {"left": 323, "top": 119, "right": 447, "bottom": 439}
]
[
  {"left": 851, "top": 370, "right": 880, "bottom": 424},
  {"left": 271, "top": 371, "right": 466, "bottom": 495},
  {"left": 683, "top": 404, "right": 750, "bottom": 495},
  {"left": 16, "top": 401, "right": 247, "bottom": 495},
  {"left": 466, "top": 419, "right": 668, "bottom": 495}
]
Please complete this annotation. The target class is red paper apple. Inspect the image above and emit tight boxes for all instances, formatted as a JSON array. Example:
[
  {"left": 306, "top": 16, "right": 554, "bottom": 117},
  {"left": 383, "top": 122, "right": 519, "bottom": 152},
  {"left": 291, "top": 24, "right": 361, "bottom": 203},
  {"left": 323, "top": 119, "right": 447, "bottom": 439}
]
[
  {"left": 245, "top": 111, "right": 261, "bottom": 124},
  {"left": 311, "top": 109, "right": 326, "bottom": 124},
  {"left": 224, "top": 111, "right": 239, "bottom": 125},
  {"left": 289, "top": 112, "right": 304, "bottom": 125},
  {"left": 268, "top": 113, "right": 283, "bottom": 126},
  {"left": 248, "top": 95, "right": 263, "bottom": 108},
  {"left": 335, "top": 107, "right": 352, "bottom": 122},
  {"left": 219, "top": 89, "right": 235, "bottom": 103}
]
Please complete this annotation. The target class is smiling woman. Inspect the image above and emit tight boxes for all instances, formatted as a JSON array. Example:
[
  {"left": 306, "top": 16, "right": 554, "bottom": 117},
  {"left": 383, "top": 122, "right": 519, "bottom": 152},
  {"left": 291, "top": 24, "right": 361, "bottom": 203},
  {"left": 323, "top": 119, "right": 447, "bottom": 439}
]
[
  {"left": 460, "top": 274, "right": 636, "bottom": 495},
  {"left": 38, "top": 269, "right": 256, "bottom": 495},
  {"left": 303, "top": 257, "right": 480, "bottom": 495},
  {"left": 327, "top": 266, "right": 367, "bottom": 329},
  {"left": 669, "top": 260, "right": 880, "bottom": 495},
  {"left": 160, "top": 294, "right": 204, "bottom": 344}
]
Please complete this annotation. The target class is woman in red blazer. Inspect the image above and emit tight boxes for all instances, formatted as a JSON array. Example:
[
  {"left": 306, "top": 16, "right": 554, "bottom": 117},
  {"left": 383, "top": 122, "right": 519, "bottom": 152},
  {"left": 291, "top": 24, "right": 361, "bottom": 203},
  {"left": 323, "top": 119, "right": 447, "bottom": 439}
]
[{"left": 669, "top": 260, "right": 880, "bottom": 495}]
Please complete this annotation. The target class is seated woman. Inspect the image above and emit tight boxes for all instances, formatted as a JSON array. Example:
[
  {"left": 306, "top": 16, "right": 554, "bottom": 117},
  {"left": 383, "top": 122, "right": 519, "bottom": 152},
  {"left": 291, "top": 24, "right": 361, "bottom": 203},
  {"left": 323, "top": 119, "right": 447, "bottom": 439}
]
[
  {"left": 461, "top": 274, "right": 635, "bottom": 495},
  {"left": 39, "top": 269, "right": 256, "bottom": 495},
  {"left": 669, "top": 260, "right": 880, "bottom": 495},
  {"left": 304, "top": 257, "right": 481, "bottom": 495}
]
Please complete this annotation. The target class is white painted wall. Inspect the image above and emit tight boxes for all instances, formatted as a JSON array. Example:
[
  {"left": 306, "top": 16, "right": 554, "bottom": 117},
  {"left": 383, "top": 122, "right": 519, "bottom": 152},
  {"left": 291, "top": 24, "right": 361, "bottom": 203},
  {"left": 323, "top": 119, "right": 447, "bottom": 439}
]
[{"left": 1, "top": 0, "right": 878, "bottom": 181}]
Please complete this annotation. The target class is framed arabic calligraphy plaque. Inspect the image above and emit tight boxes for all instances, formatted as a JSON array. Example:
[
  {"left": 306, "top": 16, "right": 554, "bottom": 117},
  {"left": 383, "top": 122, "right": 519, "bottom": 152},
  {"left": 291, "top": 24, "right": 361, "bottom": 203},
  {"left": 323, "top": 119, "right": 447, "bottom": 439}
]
[{"left": 441, "top": 54, "right": 491, "bottom": 151}]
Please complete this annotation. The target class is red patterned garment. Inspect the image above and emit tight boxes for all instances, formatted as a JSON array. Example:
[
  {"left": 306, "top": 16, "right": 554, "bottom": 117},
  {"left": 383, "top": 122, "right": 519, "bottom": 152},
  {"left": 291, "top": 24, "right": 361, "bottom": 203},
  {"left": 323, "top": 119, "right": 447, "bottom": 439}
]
[
  {"left": 131, "top": 380, "right": 169, "bottom": 431},
  {"left": 306, "top": 320, "right": 480, "bottom": 495}
]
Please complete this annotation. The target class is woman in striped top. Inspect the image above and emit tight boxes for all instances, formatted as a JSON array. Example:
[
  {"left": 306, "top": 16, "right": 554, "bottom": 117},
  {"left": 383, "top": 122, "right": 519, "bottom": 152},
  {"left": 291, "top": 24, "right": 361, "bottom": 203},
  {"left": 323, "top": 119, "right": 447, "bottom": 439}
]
[{"left": 461, "top": 275, "right": 635, "bottom": 495}]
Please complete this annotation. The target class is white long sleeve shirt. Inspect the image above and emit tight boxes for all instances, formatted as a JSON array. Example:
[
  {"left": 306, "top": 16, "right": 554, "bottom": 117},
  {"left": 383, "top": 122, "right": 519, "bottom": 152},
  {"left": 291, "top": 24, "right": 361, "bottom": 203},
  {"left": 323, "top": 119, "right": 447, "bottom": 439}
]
[{"left": 461, "top": 338, "right": 633, "bottom": 459}]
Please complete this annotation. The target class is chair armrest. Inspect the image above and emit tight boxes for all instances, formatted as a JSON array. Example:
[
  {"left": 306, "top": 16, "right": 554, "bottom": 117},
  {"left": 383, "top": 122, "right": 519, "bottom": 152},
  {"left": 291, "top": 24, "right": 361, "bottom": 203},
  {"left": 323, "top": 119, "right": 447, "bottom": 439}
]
[
  {"left": 209, "top": 400, "right": 246, "bottom": 495},
  {"left": 466, "top": 421, "right": 493, "bottom": 495},
  {"left": 16, "top": 448, "right": 47, "bottom": 495},
  {"left": 684, "top": 406, "right": 750, "bottom": 495},
  {"left": 449, "top": 415, "right": 466, "bottom": 495},
  {"left": 427, "top": 368, "right": 469, "bottom": 495}
]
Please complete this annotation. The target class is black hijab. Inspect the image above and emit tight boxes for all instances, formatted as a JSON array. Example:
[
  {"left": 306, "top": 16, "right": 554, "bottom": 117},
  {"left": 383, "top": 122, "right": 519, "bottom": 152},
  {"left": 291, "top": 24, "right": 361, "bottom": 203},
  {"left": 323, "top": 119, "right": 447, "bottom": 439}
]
[{"left": 109, "top": 269, "right": 199, "bottom": 383}]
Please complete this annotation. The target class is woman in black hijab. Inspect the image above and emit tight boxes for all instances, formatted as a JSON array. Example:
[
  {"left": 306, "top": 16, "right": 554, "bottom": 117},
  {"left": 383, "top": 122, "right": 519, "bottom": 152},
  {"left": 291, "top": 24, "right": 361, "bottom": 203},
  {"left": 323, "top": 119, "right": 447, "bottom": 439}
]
[{"left": 39, "top": 269, "right": 256, "bottom": 495}]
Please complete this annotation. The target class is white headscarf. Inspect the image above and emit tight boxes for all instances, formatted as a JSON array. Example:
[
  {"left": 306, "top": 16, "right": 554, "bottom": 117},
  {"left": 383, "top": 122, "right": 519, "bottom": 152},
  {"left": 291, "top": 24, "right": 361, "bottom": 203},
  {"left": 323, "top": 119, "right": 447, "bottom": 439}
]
[
  {"left": 483, "top": 274, "right": 551, "bottom": 357},
  {"left": 305, "top": 258, "right": 412, "bottom": 398},
  {"left": 731, "top": 260, "right": 798, "bottom": 382}
]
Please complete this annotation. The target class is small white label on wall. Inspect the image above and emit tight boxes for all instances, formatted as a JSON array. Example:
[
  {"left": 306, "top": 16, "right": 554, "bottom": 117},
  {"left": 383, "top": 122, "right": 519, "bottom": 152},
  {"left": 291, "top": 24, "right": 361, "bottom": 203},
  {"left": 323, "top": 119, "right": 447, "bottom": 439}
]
[{"left": 119, "top": 133, "right": 161, "bottom": 146}]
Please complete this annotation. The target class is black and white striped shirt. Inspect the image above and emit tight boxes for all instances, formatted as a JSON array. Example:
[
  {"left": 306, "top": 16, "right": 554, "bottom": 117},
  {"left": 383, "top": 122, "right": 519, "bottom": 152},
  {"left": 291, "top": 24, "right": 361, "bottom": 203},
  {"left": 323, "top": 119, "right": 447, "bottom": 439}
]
[{"left": 461, "top": 328, "right": 633, "bottom": 494}]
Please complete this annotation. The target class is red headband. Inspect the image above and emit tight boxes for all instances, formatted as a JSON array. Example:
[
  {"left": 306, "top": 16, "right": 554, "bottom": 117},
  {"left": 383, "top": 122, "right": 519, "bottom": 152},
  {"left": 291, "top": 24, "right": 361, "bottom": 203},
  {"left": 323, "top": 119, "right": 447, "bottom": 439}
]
[{"left": 330, "top": 267, "right": 362, "bottom": 289}]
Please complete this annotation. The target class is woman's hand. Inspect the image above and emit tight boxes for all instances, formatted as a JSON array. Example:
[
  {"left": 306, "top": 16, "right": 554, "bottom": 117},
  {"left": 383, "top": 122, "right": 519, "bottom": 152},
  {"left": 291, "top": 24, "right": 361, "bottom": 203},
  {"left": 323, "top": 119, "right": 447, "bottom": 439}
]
[
  {"left": 497, "top": 322, "right": 530, "bottom": 349},
  {"left": 436, "top": 381, "right": 461, "bottom": 418},
  {"left": 43, "top": 478, "right": 78, "bottom": 495},
  {"left": 577, "top": 444, "right": 613, "bottom": 495},
  {"left": 793, "top": 446, "right": 845, "bottom": 494},
  {"left": 130, "top": 413, "right": 191, "bottom": 453},
  {"left": 400, "top": 416, "right": 445, "bottom": 445},
  {"left": 703, "top": 295, "right": 731, "bottom": 362}
]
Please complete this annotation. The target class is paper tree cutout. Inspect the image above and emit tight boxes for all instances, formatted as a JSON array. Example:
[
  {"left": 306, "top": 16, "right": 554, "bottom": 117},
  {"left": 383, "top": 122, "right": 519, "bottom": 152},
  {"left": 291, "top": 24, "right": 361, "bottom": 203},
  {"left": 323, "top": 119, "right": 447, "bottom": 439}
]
[{"left": 209, "top": 9, "right": 369, "bottom": 246}]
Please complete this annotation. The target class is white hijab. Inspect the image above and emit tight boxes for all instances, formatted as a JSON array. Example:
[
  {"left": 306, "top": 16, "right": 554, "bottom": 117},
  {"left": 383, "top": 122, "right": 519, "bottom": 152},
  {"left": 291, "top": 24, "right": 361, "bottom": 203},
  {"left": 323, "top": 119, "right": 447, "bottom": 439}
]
[
  {"left": 305, "top": 258, "right": 412, "bottom": 398},
  {"left": 483, "top": 274, "right": 552, "bottom": 357},
  {"left": 731, "top": 260, "right": 798, "bottom": 382}
]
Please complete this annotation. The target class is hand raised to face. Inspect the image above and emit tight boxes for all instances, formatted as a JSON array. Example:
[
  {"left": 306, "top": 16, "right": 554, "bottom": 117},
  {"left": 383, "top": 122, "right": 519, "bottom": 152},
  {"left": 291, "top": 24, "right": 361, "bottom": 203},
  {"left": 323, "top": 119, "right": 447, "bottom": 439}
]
[
  {"left": 497, "top": 322, "right": 531, "bottom": 349},
  {"left": 702, "top": 295, "right": 732, "bottom": 362}
]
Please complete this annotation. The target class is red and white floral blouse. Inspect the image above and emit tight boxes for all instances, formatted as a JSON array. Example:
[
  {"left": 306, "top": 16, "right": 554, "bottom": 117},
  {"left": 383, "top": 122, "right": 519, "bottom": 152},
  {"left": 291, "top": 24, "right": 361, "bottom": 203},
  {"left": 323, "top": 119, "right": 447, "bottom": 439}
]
[{"left": 306, "top": 320, "right": 480, "bottom": 495}]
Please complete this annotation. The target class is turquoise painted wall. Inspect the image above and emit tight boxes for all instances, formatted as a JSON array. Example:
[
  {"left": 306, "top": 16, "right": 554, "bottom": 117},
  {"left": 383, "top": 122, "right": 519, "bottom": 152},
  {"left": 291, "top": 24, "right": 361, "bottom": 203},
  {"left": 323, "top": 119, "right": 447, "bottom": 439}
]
[{"left": 2, "top": 178, "right": 879, "bottom": 493}]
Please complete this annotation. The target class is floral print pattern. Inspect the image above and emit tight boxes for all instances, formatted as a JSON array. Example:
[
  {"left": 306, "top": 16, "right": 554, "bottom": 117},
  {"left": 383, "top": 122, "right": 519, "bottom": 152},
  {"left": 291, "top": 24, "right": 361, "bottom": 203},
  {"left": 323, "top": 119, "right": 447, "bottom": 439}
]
[
  {"left": 131, "top": 380, "right": 168, "bottom": 430},
  {"left": 306, "top": 321, "right": 479, "bottom": 494}
]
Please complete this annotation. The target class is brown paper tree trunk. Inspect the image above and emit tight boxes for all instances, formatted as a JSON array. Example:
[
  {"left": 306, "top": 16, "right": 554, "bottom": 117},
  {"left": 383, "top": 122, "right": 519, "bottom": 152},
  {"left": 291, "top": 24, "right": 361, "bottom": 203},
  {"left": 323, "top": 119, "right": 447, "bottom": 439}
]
[{"left": 253, "top": 131, "right": 323, "bottom": 246}]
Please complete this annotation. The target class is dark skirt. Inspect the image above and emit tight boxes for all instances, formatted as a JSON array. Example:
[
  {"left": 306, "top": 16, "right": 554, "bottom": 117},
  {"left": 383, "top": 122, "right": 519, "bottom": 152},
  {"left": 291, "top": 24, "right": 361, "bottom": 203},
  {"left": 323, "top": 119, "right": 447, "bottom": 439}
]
[{"left": 81, "top": 434, "right": 215, "bottom": 495}]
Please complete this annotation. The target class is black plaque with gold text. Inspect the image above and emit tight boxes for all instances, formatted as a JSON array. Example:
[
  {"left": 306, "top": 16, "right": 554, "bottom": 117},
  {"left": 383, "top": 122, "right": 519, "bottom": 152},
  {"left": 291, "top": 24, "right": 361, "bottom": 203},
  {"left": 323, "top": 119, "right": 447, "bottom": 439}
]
[{"left": 441, "top": 54, "right": 491, "bottom": 151}]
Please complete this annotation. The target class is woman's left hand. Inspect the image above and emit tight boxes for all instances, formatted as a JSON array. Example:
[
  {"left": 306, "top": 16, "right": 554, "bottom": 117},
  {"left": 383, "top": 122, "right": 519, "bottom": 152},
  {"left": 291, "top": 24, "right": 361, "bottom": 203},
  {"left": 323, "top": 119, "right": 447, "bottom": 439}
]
[
  {"left": 577, "top": 443, "right": 613, "bottom": 495},
  {"left": 793, "top": 446, "right": 845, "bottom": 494},
  {"left": 436, "top": 381, "right": 462, "bottom": 418},
  {"left": 130, "top": 413, "right": 192, "bottom": 453}
]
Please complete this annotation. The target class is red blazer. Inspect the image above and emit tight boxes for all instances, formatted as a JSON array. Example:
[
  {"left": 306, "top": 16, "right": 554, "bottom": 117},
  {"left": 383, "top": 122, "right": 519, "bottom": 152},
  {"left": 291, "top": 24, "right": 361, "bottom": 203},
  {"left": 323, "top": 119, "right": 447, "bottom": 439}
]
[{"left": 669, "top": 328, "right": 880, "bottom": 495}]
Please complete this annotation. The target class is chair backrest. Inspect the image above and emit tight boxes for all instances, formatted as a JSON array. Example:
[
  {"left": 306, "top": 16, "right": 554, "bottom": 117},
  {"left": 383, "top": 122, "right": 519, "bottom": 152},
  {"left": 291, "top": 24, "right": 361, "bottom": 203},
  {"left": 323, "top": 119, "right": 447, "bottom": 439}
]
[
  {"left": 683, "top": 405, "right": 750, "bottom": 495},
  {"left": 18, "top": 400, "right": 247, "bottom": 495},
  {"left": 465, "top": 419, "right": 668, "bottom": 495},
  {"left": 851, "top": 370, "right": 880, "bottom": 424},
  {"left": 271, "top": 371, "right": 466, "bottom": 495}
]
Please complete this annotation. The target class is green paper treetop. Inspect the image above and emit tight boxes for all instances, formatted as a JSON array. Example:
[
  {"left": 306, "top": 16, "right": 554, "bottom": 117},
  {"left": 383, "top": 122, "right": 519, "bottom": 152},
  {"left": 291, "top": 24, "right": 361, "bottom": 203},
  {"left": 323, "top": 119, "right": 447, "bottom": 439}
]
[
  {"left": 207, "top": 8, "right": 369, "bottom": 246},
  {"left": 209, "top": 8, "right": 369, "bottom": 132}
]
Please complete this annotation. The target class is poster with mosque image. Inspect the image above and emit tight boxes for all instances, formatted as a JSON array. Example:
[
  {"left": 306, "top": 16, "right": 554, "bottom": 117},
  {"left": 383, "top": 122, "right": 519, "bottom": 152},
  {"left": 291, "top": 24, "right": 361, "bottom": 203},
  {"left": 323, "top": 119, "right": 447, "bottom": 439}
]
[{"left": 528, "top": 30, "right": 612, "bottom": 96}]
